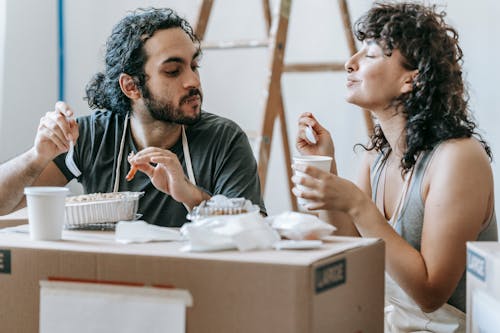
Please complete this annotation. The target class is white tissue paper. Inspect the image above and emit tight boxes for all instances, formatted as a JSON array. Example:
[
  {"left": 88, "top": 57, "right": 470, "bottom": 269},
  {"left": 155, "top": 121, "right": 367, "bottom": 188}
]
[
  {"left": 180, "top": 211, "right": 280, "bottom": 252},
  {"left": 269, "top": 211, "right": 336, "bottom": 240},
  {"left": 115, "top": 221, "right": 183, "bottom": 244}
]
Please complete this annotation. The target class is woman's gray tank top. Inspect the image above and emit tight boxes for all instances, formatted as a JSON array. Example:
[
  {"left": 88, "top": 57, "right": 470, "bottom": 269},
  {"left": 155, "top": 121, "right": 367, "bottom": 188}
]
[{"left": 370, "top": 145, "right": 498, "bottom": 312}]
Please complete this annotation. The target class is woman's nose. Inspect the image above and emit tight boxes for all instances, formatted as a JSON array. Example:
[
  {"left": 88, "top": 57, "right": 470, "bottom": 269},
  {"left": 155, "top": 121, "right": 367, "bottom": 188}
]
[{"left": 345, "top": 53, "right": 359, "bottom": 73}]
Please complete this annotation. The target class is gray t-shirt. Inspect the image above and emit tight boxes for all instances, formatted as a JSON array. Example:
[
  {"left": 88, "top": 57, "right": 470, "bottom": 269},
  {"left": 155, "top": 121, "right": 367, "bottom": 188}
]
[{"left": 54, "top": 110, "right": 266, "bottom": 227}]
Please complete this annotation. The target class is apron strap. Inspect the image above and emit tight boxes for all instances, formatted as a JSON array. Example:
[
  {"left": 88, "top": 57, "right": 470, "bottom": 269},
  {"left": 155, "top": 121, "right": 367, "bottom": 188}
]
[
  {"left": 113, "top": 112, "right": 130, "bottom": 193},
  {"left": 181, "top": 125, "right": 196, "bottom": 212},
  {"left": 182, "top": 125, "right": 196, "bottom": 185}
]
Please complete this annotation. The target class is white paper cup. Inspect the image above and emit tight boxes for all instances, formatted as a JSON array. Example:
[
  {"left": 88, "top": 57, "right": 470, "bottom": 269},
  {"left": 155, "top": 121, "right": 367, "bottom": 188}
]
[
  {"left": 292, "top": 155, "right": 333, "bottom": 207},
  {"left": 24, "top": 187, "right": 69, "bottom": 241}
]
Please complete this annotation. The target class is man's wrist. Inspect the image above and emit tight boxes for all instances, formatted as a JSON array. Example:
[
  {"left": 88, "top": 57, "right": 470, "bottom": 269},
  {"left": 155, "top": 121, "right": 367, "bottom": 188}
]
[
  {"left": 26, "top": 148, "right": 51, "bottom": 176},
  {"left": 183, "top": 181, "right": 210, "bottom": 210}
]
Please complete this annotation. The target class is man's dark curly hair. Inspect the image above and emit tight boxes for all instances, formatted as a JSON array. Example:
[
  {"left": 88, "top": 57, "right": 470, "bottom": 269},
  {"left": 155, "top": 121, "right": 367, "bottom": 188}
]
[
  {"left": 85, "top": 8, "right": 199, "bottom": 115},
  {"left": 354, "top": 2, "right": 491, "bottom": 172}
]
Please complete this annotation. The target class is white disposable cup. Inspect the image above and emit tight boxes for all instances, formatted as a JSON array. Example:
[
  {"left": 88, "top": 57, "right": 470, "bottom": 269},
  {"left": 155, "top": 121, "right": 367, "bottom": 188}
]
[
  {"left": 24, "top": 187, "right": 69, "bottom": 241},
  {"left": 292, "top": 155, "right": 333, "bottom": 207}
]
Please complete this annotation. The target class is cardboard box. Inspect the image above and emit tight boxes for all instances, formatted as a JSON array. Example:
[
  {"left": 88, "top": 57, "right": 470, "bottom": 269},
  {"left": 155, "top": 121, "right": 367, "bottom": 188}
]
[
  {"left": 0, "top": 208, "right": 28, "bottom": 228},
  {"left": 0, "top": 230, "right": 384, "bottom": 333},
  {"left": 466, "top": 241, "right": 500, "bottom": 333}
]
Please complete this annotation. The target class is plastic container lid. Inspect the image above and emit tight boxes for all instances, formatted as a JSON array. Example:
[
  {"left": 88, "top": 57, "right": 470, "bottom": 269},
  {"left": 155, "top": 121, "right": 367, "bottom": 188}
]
[{"left": 187, "top": 195, "right": 259, "bottom": 221}]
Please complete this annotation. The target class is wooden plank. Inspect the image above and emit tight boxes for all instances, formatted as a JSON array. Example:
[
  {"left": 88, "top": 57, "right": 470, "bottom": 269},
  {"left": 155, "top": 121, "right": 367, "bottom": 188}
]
[
  {"left": 257, "top": 0, "right": 290, "bottom": 191},
  {"left": 201, "top": 39, "right": 269, "bottom": 50},
  {"left": 262, "top": 0, "right": 272, "bottom": 33},
  {"left": 277, "top": 93, "right": 298, "bottom": 211},
  {"left": 194, "top": 0, "right": 214, "bottom": 40},
  {"left": 284, "top": 62, "right": 346, "bottom": 72},
  {"left": 338, "top": 0, "right": 357, "bottom": 56}
]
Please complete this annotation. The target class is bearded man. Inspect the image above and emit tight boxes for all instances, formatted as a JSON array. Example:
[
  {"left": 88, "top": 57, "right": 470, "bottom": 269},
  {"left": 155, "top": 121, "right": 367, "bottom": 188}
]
[{"left": 0, "top": 8, "right": 265, "bottom": 227}]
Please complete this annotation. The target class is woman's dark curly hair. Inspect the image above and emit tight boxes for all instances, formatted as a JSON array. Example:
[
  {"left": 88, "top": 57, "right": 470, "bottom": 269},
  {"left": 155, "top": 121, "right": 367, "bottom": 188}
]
[
  {"left": 354, "top": 2, "right": 491, "bottom": 172},
  {"left": 85, "top": 8, "right": 199, "bottom": 115}
]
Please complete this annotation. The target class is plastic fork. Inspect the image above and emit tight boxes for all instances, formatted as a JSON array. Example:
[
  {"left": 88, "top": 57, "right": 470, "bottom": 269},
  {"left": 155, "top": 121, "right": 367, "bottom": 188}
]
[
  {"left": 65, "top": 137, "right": 81, "bottom": 177},
  {"left": 305, "top": 125, "right": 317, "bottom": 144}
]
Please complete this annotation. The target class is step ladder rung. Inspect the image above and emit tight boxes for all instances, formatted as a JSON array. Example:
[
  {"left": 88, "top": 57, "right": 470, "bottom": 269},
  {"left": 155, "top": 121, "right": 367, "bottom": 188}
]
[
  {"left": 283, "top": 62, "right": 346, "bottom": 72},
  {"left": 202, "top": 39, "right": 269, "bottom": 50}
]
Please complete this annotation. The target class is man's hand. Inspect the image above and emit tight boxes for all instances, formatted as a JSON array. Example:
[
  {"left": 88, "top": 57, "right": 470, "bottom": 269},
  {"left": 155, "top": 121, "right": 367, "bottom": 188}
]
[
  {"left": 34, "top": 101, "right": 79, "bottom": 164},
  {"left": 127, "top": 148, "right": 209, "bottom": 208}
]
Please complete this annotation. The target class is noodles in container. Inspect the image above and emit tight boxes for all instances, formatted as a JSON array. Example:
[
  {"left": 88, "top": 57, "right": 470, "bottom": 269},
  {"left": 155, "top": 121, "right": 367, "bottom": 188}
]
[{"left": 65, "top": 192, "right": 144, "bottom": 230}]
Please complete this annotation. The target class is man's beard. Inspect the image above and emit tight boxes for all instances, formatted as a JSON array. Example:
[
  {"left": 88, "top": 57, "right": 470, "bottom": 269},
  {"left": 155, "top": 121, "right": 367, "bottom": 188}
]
[{"left": 142, "top": 87, "right": 202, "bottom": 125}]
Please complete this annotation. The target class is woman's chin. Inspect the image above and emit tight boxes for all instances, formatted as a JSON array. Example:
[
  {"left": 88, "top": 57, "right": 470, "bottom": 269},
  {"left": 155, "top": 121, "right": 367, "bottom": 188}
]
[{"left": 345, "top": 95, "right": 361, "bottom": 107}]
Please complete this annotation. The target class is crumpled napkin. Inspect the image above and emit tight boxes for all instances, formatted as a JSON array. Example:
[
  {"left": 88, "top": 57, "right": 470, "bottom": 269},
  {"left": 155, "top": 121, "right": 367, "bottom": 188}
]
[
  {"left": 180, "top": 212, "right": 280, "bottom": 252},
  {"left": 268, "top": 211, "right": 336, "bottom": 240},
  {"left": 115, "top": 221, "right": 183, "bottom": 244}
]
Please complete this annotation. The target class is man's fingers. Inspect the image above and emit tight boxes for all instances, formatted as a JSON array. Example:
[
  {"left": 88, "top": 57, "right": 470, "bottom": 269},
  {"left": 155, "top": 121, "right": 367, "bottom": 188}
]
[
  {"left": 38, "top": 125, "right": 69, "bottom": 151},
  {"left": 55, "top": 101, "right": 73, "bottom": 118},
  {"left": 130, "top": 151, "right": 179, "bottom": 168},
  {"left": 54, "top": 102, "right": 77, "bottom": 141},
  {"left": 44, "top": 110, "right": 73, "bottom": 143}
]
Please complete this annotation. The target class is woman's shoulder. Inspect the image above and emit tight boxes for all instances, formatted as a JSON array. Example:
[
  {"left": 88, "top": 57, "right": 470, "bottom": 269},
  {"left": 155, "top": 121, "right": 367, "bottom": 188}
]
[
  {"left": 424, "top": 137, "right": 493, "bottom": 191},
  {"left": 421, "top": 139, "right": 494, "bottom": 234},
  {"left": 431, "top": 138, "right": 491, "bottom": 168}
]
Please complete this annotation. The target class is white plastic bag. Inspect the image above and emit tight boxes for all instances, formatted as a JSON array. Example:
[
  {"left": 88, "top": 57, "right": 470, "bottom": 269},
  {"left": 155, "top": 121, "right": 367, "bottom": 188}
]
[
  {"left": 180, "top": 211, "right": 280, "bottom": 252},
  {"left": 115, "top": 221, "right": 183, "bottom": 244},
  {"left": 269, "top": 211, "right": 336, "bottom": 240}
]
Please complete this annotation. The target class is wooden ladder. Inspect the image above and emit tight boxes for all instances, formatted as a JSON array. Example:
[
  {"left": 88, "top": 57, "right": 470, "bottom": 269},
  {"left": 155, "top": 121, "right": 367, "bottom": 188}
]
[{"left": 195, "top": 0, "right": 374, "bottom": 211}]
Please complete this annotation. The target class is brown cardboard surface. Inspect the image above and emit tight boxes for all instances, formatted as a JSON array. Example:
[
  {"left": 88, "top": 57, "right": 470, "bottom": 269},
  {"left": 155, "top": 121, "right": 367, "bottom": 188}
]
[
  {"left": 0, "top": 231, "right": 384, "bottom": 333},
  {"left": 0, "top": 207, "right": 28, "bottom": 228},
  {"left": 312, "top": 242, "right": 385, "bottom": 332}
]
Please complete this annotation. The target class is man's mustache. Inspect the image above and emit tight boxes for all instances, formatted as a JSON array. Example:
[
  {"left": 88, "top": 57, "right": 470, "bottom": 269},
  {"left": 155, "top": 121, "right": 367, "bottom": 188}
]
[{"left": 180, "top": 89, "right": 202, "bottom": 105}]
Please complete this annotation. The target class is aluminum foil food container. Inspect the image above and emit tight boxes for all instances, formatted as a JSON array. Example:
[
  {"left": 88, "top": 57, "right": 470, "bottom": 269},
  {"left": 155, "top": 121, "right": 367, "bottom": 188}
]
[{"left": 65, "top": 192, "right": 144, "bottom": 229}]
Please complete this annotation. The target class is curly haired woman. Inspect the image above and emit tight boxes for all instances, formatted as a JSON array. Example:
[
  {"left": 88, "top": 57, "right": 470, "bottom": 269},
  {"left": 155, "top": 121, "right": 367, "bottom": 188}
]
[{"left": 292, "top": 2, "right": 497, "bottom": 331}]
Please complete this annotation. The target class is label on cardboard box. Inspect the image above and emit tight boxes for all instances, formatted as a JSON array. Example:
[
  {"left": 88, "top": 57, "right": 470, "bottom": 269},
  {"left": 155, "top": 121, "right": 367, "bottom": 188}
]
[
  {"left": 467, "top": 249, "right": 486, "bottom": 281},
  {"left": 315, "top": 258, "right": 346, "bottom": 293},
  {"left": 39, "top": 280, "right": 192, "bottom": 333},
  {"left": 0, "top": 249, "right": 11, "bottom": 274}
]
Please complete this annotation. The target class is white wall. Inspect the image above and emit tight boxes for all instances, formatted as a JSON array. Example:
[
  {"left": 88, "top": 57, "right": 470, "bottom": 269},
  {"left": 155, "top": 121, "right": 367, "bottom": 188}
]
[
  {"left": 1, "top": 1, "right": 499, "bottom": 225},
  {"left": 0, "top": 0, "right": 6, "bottom": 135},
  {"left": 0, "top": 0, "right": 58, "bottom": 160}
]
